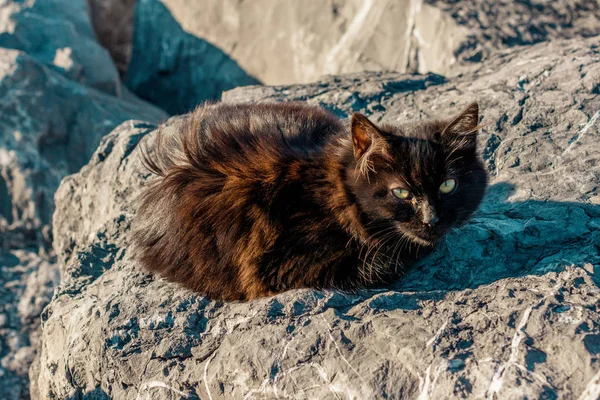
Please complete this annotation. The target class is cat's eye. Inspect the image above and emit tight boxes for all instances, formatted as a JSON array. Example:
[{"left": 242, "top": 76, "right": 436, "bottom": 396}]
[
  {"left": 439, "top": 178, "right": 457, "bottom": 194},
  {"left": 392, "top": 188, "right": 412, "bottom": 200}
]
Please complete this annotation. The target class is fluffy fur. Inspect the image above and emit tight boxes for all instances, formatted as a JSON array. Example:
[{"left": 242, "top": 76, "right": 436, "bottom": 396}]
[{"left": 132, "top": 102, "right": 487, "bottom": 301}]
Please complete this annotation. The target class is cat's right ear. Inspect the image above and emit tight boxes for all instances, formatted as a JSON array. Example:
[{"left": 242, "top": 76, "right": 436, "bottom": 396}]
[
  {"left": 351, "top": 113, "right": 385, "bottom": 160},
  {"left": 441, "top": 102, "right": 480, "bottom": 151}
]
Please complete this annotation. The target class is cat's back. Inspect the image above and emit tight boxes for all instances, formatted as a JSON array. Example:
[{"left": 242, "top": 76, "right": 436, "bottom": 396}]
[
  {"left": 134, "top": 102, "right": 346, "bottom": 300},
  {"left": 144, "top": 102, "right": 344, "bottom": 179},
  {"left": 194, "top": 102, "right": 342, "bottom": 151}
]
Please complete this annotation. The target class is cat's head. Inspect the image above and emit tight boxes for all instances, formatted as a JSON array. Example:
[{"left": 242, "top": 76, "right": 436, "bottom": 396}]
[{"left": 346, "top": 103, "right": 488, "bottom": 246}]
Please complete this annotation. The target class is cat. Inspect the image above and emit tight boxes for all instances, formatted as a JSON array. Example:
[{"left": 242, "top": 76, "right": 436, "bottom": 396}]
[{"left": 132, "top": 102, "right": 488, "bottom": 301}]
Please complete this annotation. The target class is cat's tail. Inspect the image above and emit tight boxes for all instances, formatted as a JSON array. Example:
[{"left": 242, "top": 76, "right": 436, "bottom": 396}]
[{"left": 138, "top": 115, "right": 197, "bottom": 177}]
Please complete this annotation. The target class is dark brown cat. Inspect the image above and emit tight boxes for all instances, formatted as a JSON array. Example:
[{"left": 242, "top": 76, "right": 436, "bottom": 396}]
[{"left": 132, "top": 102, "right": 487, "bottom": 301}]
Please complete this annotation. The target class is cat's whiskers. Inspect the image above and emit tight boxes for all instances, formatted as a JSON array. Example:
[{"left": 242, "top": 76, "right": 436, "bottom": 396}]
[
  {"left": 358, "top": 226, "right": 397, "bottom": 284},
  {"left": 367, "top": 235, "right": 390, "bottom": 282},
  {"left": 367, "top": 231, "right": 398, "bottom": 283},
  {"left": 359, "top": 228, "right": 394, "bottom": 270},
  {"left": 391, "top": 234, "right": 410, "bottom": 274}
]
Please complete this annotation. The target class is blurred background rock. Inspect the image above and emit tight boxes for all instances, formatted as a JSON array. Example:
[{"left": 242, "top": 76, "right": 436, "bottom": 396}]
[{"left": 90, "top": 0, "right": 600, "bottom": 85}]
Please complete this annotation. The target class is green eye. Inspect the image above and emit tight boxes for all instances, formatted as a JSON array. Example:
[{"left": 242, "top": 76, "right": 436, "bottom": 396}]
[
  {"left": 392, "top": 188, "right": 412, "bottom": 200},
  {"left": 439, "top": 178, "right": 457, "bottom": 194}
]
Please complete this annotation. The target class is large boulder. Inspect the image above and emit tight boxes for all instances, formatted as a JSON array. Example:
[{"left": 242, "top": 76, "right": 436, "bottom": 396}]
[
  {"left": 152, "top": 0, "right": 469, "bottom": 85},
  {"left": 0, "top": 1, "right": 168, "bottom": 397},
  {"left": 429, "top": 0, "right": 600, "bottom": 65},
  {"left": 91, "top": 0, "right": 600, "bottom": 85},
  {"left": 0, "top": 48, "right": 165, "bottom": 396},
  {"left": 0, "top": 0, "right": 120, "bottom": 95},
  {"left": 123, "top": 0, "right": 260, "bottom": 115},
  {"left": 0, "top": 48, "right": 166, "bottom": 230},
  {"left": 36, "top": 36, "right": 600, "bottom": 399},
  {"left": 87, "top": 0, "right": 136, "bottom": 77}
]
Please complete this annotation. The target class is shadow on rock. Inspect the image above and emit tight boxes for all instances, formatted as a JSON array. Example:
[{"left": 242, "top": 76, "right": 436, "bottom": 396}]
[
  {"left": 68, "top": 387, "right": 110, "bottom": 400},
  {"left": 124, "top": 0, "right": 260, "bottom": 115},
  {"left": 394, "top": 182, "right": 600, "bottom": 295}
]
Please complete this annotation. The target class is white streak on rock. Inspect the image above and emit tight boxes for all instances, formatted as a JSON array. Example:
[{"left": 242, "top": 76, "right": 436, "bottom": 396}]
[
  {"left": 320, "top": 315, "right": 369, "bottom": 389},
  {"left": 426, "top": 319, "right": 448, "bottom": 348},
  {"left": 563, "top": 110, "right": 600, "bottom": 155},
  {"left": 417, "top": 361, "right": 446, "bottom": 400},
  {"left": 486, "top": 305, "right": 533, "bottom": 399},
  {"left": 204, "top": 351, "right": 217, "bottom": 400},
  {"left": 323, "top": 0, "right": 377, "bottom": 75},
  {"left": 578, "top": 369, "right": 600, "bottom": 400},
  {"left": 135, "top": 381, "right": 189, "bottom": 400},
  {"left": 271, "top": 363, "right": 341, "bottom": 400}
]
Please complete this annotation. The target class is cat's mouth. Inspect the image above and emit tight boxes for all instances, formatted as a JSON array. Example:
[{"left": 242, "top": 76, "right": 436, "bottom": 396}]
[
  {"left": 405, "top": 232, "right": 434, "bottom": 246},
  {"left": 395, "top": 224, "right": 436, "bottom": 246}
]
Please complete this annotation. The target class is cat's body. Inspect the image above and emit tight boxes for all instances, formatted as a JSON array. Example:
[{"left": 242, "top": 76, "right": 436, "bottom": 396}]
[{"left": 133, "top": 102, "right": 487, "bottom": 301}]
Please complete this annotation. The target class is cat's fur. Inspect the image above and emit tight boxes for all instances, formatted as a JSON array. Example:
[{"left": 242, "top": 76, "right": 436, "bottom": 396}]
[{"left": 132, "top": 102, "right": 487, "bottom": 301}]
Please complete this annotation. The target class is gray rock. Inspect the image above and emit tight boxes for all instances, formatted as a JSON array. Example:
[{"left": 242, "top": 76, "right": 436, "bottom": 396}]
[
  {"left": 147, "top": 0, "right": 468, "bottom": 85},
  {"left": 107, "top": 0, "right": 600, "bottom": 86},
  {"left": 0, "top": 249, "right": 59, "bottom": 400},
  {"left": 87, "top": 0, "right": 136, "bottom": 77},
  {"left": 38, "top": 36, "right": 600, "bottom": 399},
  {"left": 0, "top": 2, "right": 168, "bottom": 397},
  {"left": 429, "top": 0, "right": 600, "bottom": 66},
  {"left": 123, "top": 0, "right": 260, "bottom": 115},
  {"left": 0, "top": 48, "right": 166, "bottom": 229},
  {"left": 0, "top": 0, "right": 120, "bottom": 95}
]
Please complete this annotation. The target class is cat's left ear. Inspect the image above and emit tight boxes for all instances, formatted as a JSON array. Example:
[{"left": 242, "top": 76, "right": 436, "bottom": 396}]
[
  {"left": 441, "top": 102, "right": 479, "bottom": 150},
  {"left": 351, "top": 113, "right": 387, "bottom": 160}
]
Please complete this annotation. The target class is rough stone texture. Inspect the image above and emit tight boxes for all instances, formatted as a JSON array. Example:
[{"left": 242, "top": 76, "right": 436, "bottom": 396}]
[
  {"left": 87, "top": 0, "right": 136, "bottom": 77},
  {"left": 0, "top": 248, "right": 59, "bottom": 400},
  {"left": 156, "top": 0, "right": 468, "bottom": 85},
  {"left": 429, "top": 0, "right": 600, "bottom": 66},
  {"left": 123, "top": 0, "right": 260, "bottom": 115},
  {"left": 0, "top": 0, "right": 168, "bottom": 230},
  {"left": 0, "top": 0, "right": 120, "bottom": 95},
  {"left": 0, "top": 48, "right": 166, "bottom": 229},
  {"left": 0, "top": 1, "right": 168, "bottom": 398},
  {"left": 38, "top": 37, "right": 600, "bottom": 399},
  {"left": 91, "top": 0, "right": 600, "bottom": 86}
]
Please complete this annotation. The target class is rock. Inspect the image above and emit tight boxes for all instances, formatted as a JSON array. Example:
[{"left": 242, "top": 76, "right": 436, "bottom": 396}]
[
  {"left": 87, "top": 0, "right": 136, "bottom": 77},
  {"left": 0, "top": 0, "right": 120, "bottom": 95},
  {"left": 123, "top": 0, "right": 260, "bottom": 115},
  {"left": 151, "top": 0, "right": 469, "bottom": 85},
  {"left": 0, "top": 2, "right": 168, "bottom": 397},
  {"left": 37, "top": 36, "right": 600, "bottom": 399},
  {"left": 429, "top": 0, "right": 600, "bottom": 65},
  {"left": 96, "top": 0, "right": 600, "bottom": 85},
  {"left": 0, "top": 48, "right": 166, "bottom": 229},
  {"left": 0, "top": 249, "right": 59, "bottom": 400}
]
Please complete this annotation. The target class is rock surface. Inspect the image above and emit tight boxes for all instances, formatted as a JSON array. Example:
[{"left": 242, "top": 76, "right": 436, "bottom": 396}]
[
  {"left": 92, "top": 0, "right": 600, "bottom": 85},
  {"left": 0, "top": 1, "right": 168, "bottom": 397},
  {"left": 0, "top": 0, "right": 120, "bottom": 95},
  {"left": 123, "top": 0, "right": 260, "bottom": 115},
  {"left": 87, "top": 0, "right": 136, "bottom": 77},
  {"left": 155, "top": 0, "right": 468, "bottom": 85},
  {"left": 38, "top": 37, "right": 600, "bottom": 399},
  {"left": 0, "top": 48, "right": 166, "bottom": 229}
]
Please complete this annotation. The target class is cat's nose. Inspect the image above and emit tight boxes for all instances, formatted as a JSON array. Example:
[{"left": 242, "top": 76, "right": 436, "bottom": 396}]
[
  {"left": 421, "top": 204, "right": 439, "bottom": 227},
  {"left": 423, "top": 214, "right": 439, "bottom": 227}
]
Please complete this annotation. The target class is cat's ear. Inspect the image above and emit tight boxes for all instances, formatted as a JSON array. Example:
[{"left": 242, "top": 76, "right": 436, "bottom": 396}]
[
  {"left": 351, "top": 113, "right": 386, "bottom": 160},
  {"left": 441, "top": 102, "right": 479, "bottom": 150}
]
